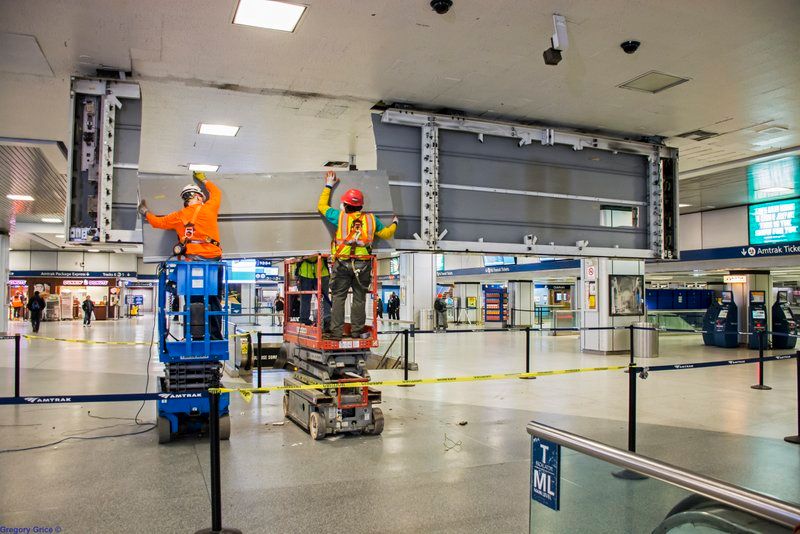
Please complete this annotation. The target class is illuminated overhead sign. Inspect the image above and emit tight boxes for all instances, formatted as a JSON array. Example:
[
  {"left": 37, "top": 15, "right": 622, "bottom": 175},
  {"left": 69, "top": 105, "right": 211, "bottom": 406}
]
[
  {"left": 723, "top": 275, "right": 747, "bottom": 284},
  {"left": 748, "top": 156, "right": 799, "bottom": 202},
  {"left": 749, "top": 198, "right": 800, "bottom": 245}
]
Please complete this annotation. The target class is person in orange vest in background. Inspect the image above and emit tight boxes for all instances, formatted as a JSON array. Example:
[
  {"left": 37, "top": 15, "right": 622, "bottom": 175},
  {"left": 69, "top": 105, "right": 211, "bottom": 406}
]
[
  {"left": 318, "top": 171, "right": 397, "bottom": 340},
  {"left": 137, "top": 170, "right": 223, "bottom": 339},
  {"left": 11, "top": 292, "right": 23, "bottom": 320}
]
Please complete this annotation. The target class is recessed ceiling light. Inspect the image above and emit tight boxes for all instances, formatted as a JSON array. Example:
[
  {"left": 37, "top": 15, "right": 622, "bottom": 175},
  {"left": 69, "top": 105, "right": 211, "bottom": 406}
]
[
  {"left": 199, "top": 123, "right": 241, "bottom": 137},
  {"left": 618, "top": 71, "right": 690, "bottom": 94},
  {"left": 42, "top": 217, "right": 62, "bottom": 223},
  {"left": 6, "top": 194, "right": 34, "bottom": 201},
  {"left": 233, "top": 0, "right": 306, "bottom": 32},
  {"left": 54, "top": 234, "right": 65, "bottom": 238},
  {"left": 679, "top": 203, "right": 692, "bottom": 208},
  {"left": 188, "top": 163, "right": 220, "bottom": 172},
  {"left": 87, "top": 249, "right": 100, "bottom": 253}
]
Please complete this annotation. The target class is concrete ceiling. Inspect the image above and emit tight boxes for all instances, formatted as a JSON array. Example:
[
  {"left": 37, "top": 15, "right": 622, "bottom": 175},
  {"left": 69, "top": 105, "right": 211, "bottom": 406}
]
[{"left": 1, "top": 0, "right": 799, "bottom": 248}]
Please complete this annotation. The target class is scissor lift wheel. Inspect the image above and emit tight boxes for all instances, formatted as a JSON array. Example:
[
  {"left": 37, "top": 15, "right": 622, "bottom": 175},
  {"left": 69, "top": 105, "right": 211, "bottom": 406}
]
[
  {"left": 364, "top": 407, "right": 384, "bottom": 436},
  {"left": 309, "top": 412, "right": 326, "bottom": 440},
  {"left": 158, "top": 417, "right": 171, "bottom": 444},
  {"left": 220, "top": 415, "right": 231, "bottom": 441},
  {"left": 282, "top": 394, "right": 289, "bottom": 417}
]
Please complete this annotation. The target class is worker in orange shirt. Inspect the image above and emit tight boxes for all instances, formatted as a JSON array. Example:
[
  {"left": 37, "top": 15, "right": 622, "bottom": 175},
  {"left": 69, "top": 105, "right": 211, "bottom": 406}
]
[
  {"left": 138, "top": 171, "right": 223, "bottom": 338},
  {"left": 318, "top": 171, "right": 397, "bottom": 340},
  {"left": 137, "top": 171, "right": 222, "bottom": 261}
]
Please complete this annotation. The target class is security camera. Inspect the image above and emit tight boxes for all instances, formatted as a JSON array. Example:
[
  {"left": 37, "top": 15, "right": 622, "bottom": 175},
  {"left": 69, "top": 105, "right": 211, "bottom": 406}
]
[
  {"left": 430, "top": 0, "right": 453, "bottom": 14},
  {"left": 620, "top": 40, "right": 641, "bottom": 54},
  {"left": 543, "top": 47, "right": 562, "bottom": 66}
]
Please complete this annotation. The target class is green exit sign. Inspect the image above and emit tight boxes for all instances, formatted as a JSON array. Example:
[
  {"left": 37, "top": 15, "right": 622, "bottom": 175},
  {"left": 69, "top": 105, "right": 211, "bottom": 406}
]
[{"left": 749, "top": 198, "right": 800, "bottom": 245}]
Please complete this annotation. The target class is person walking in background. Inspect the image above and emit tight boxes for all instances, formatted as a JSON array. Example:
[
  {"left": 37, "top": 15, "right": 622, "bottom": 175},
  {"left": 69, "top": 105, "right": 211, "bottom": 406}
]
[
  {"left": 274, "top": 295, "right": 285, "bottom": 326},
  {"left": 377, "top": 297, "right": 383, "bottom": 319},
  {"left": 82, "top": 295, "right": 95, "bottom": 327},
  {"left": 434, "top": 294, "right": 448, "bottom": 331},
  {"left": 11, "top": 292, "right": 23, "bottom": 320},
  {"left": 27, "top": 291, "right": 46, "bottom": 333},
  {"left": 388, "top": 292, "right": 400, "bottom": 320}
]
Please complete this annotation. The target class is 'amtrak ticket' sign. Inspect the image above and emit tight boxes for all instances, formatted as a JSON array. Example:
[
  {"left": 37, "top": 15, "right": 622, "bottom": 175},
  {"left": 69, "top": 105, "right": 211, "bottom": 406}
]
[{"left": 531, "top": 437, "right": 561, "bottom": 511}]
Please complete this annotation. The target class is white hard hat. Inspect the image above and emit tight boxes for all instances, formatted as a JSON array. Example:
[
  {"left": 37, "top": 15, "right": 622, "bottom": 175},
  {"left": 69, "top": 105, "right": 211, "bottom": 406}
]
[{"left": 181, "top": 184, "right": 203, "bottom": 201}]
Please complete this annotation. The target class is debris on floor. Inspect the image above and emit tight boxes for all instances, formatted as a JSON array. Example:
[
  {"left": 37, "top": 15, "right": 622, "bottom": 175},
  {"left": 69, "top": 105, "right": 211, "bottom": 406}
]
[
  {"left": 443, "top": 433, "right": 462, "bottom": 452},
  {"left": 458, "top": 421, "right": 468, "bottom": 426},
  {"left": 270, "top": 421, "right": 285, "bottom": 426}
]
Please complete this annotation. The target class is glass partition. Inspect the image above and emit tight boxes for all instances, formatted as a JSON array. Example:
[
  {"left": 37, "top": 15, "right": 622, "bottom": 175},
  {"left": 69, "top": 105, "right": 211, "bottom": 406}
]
[{"left": 528, "top": 422, "right": 800, "bottom": 533}]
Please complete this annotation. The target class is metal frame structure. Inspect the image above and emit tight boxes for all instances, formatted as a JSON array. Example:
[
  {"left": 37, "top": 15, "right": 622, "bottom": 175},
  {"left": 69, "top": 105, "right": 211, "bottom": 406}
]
[
  {"left": 381, "top": 108, "right": 680, "bottom": 260},
  {"left": 66, "top": 77, "right": 142, "bottom": 246}
]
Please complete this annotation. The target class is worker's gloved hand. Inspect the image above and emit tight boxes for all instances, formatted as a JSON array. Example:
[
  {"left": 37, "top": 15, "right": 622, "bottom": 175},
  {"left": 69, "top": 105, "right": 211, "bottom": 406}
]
[
  {"left": 392, "top": 215, "right": 399, "bottom": 225},
  {"left": 193, "top": 171, "right": 207, "bottom": 182},
  {"left": 324, "top": 170, "right": 339, "bottom": 188},
  {"left": 137, "top": 200, "right": 149, "bottom": 216}
]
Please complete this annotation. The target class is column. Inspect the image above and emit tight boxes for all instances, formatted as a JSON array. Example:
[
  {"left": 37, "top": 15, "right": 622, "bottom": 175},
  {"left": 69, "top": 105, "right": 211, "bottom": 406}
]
[
  {"left": 580, "top": 257, "right": 645, "bottom": 354},
  {"left": 0, "top": 232, "right": 8, "bottom": 333},
  {"left": 399, "top": 252, "right": 436, "bottom": 327}
]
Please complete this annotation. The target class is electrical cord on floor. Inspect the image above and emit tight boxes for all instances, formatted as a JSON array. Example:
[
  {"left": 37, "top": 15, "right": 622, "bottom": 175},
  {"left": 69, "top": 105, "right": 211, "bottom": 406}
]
[
  {"left": 0, "top": 424, "right": 156, "bottom": 454},
  {"left": 133, "top": 274, "right": 160, "bottom": 426}
]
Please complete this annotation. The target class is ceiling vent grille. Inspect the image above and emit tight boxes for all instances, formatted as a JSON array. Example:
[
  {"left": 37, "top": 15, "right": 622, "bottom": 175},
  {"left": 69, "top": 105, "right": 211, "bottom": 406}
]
[
  {"left": 618, "top": 71, "right": 690, "bottom": 94},
  {"left": 676, "top": 129, "right": 719, "bottom": 141},
  {"left": 323, "top": 161, "right": 349, "bottom": 168}
]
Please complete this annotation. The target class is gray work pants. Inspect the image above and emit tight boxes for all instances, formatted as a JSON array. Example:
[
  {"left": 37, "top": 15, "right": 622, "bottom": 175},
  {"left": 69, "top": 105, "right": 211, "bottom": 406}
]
[
  {"left": 330, "top": 259, "right": 371, "bottom": 337},
  {"left": 299, "top": 275, "right": 331, "bottom": 327}
]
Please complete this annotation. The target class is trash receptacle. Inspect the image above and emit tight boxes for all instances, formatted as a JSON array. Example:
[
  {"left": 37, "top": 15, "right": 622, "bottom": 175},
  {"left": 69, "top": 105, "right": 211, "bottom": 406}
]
[
  {"left": 418, "top": 309, "right": 434, "bottom": 331},
  {"left": 633, "top": 321, "right": 659, "bottom": 358}
]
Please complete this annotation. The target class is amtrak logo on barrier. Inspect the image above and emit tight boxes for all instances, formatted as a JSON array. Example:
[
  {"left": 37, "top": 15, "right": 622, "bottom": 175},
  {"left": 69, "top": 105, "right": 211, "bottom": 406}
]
[
  {"left": 158, "top": 393, "right": 203, "bottom": 400},
  {"left": 24, "top": 397, "right": 72, "bottom": 403}
]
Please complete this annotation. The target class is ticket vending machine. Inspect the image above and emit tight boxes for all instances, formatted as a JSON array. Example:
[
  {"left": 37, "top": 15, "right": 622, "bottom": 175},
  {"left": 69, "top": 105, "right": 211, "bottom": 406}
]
[
  {"left": 747, "top": 291, "right": 768, "bottom": 350},
  {"left": 701, "top": 296, "right": 720, "bottom": 346},
  {"left": 713, "top": 291, "right": 739, "bottom": 348},
  {"left": 772, "top": 290, "right": 797, "bottom": 349}
]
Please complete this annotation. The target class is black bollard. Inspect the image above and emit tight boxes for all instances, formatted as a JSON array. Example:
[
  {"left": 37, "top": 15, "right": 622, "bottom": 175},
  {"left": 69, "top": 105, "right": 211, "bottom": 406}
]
[
  {"left": 520, "top": 326, "right": 535, "bottom": 379},
  {"left": 195, "top": 392, "right": 241, "bottom": 534},
  {"left": 751, "top": 329, "right": 772, "bottom": 390},
  {"left": 613, "top": 325, "right": 646, "bottom": 480},
  {"left": 398, "top": 328, "right": 414, "bottom": 387},
  {"left": 785, "top": 353, "right": 800, "bottom": 445},
  {"left": 257, "top": 332, "right": 262, "bottom": 389},
  {"left": 14, "top": 333, "right": 21, "bottom": 397}
]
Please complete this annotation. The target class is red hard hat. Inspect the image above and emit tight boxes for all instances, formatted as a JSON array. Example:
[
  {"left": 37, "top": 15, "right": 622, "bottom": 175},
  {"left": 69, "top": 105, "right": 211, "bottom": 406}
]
[{"left": 341, "top": 188, "right": 364, "bottom": 207}]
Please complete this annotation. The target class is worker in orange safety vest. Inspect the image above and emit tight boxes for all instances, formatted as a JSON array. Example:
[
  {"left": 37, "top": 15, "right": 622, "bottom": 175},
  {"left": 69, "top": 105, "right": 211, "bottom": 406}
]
[{"left": 317, "top": 171, "right": 397, "bottom": 340}]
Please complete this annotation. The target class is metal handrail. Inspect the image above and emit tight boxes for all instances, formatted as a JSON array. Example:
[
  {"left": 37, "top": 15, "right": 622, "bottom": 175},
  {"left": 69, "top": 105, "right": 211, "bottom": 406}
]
[{"left": 526, "top": 421, "right": 800, "bottom": 528}]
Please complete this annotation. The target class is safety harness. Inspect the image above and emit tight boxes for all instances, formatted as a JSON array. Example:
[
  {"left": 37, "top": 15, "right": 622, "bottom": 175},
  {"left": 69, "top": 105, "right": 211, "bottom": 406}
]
[
  {"left": 333, "top": 211, "right": 375, "bottom": 260},
  {"left": 172, "top": 203, "right": 221, "bottom": 257}
]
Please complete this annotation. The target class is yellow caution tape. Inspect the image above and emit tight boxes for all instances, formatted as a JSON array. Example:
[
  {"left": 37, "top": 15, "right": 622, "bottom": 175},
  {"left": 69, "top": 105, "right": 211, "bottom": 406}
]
[
  {"left": 23, "top": 334, "right": 152, "bottom": 346},
  {"left": 212, "top": 365, "right": 629, "bottom": 402}
]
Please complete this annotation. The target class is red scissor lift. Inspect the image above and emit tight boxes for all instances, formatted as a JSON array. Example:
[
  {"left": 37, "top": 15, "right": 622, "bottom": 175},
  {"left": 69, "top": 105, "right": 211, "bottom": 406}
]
[{"left": 278, "top": 254, "right": 383, "bottom": 440}]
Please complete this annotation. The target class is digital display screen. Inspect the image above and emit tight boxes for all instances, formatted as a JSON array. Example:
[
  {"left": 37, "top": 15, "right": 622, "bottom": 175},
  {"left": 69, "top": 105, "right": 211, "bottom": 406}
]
[
  {"left": 753, "top": 310, "right": 766, "bottom": 319},
  {"left": 228, "top": 259, "right": 256, "bottom": 283},
  {"left": 721, "top": 291, "right": 733, "bottom": 303},
  {"left": 718, "top": 310, "right": 728, "bottom": 319},
  {"left": 749, "top": 198, "right": 800, "bottom": 245},
  {"left": 750, "top": 291, "right": 765, "bottom": 304},
  {"left": 484, "top": 256, "right": 516, "bottom": 267}
]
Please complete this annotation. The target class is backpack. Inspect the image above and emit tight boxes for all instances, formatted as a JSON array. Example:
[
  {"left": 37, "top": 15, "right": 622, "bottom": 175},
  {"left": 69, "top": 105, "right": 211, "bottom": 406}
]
[{"left": 31, "top": 299, "right": 41, "bottom": 312}]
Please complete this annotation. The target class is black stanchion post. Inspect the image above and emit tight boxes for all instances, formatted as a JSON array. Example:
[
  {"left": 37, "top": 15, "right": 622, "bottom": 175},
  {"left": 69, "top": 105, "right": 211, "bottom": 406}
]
[
  {"left": 613, "top": 324, "right": 646, "bottom": 480},
  {"left": 785, "top": 352, "right": 800, "bottom": 445},
  {"left": 520, "top": 326, "right": 535, "bottom": 380},
  {"left": 14, "top": 333, "right": 21, "bottom": 398},
  {"left": 257, "top": 332, "right": 263, "bottom": 389},
  {"left": 751, "top": 329, "right": 772, "bottom": 391},
  {"left": 398, "top": 328, "right": 414, "bottom": 387},
  {"left": 196, "top": 392, "right": 241, "bottom": 534}
]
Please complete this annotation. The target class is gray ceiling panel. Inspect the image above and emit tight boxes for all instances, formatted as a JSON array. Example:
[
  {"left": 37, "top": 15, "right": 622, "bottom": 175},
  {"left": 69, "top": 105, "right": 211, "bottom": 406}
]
[
  {"left": 139, "top": 171, "right": 395, "bottom": 261},
  {"left": 0, "top": 143, "right": 67, "bottom": 231}
]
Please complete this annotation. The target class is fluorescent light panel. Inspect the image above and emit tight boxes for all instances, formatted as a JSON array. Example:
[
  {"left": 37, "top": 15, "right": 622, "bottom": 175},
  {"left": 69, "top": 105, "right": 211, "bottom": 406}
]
[
  {"left": 199, "top": 123, "right": 240, "bottom": 137},
  {"left": 54, "top": 234, "right": 65, "bottom": 238},
  {"left": 188, "top": 164, "right": 220, "bottom": 172},
  {"left": 6, "top": 194, "right": 34, "bottom": 201},
  {"left": 678, "top": 203, "right": 692, "bottom": 208},
  {"left": 42, "top": 217, "right": 62, "bottom": 223},
  {"left": 233, "top": 0, "right": 306, "bottom": 32},
  {"left": 87, "top": 249, "right": 100, "bottom": 253}
]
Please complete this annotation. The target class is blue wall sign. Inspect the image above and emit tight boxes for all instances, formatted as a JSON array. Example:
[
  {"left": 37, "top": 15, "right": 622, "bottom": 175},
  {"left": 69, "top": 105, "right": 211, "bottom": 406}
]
[{"left": 531, "top": 437, "right": 561, "bottom": 511}]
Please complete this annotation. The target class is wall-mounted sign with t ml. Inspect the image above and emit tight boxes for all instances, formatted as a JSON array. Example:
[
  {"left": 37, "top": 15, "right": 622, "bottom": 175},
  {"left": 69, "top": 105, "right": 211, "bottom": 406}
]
[{"left": 749, "top": 198, "right": 800, "bottom": 245}]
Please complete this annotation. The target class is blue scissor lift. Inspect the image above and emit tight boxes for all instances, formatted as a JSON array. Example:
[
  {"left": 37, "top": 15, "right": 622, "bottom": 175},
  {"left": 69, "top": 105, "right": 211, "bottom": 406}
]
[{"left": 156, "top": 261, "right": 231, "bottom": 444}]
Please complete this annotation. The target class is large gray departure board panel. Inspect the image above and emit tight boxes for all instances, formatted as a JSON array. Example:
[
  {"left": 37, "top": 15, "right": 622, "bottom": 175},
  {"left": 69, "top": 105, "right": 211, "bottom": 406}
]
[{"left": 139, "top": 171, "right": 394, "bottom": 262}]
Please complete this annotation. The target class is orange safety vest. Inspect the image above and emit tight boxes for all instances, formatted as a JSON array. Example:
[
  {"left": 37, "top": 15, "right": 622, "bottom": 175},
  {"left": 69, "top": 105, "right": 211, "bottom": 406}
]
[{"left": 332, "top": 211, "right": 376, "bottom": 259}]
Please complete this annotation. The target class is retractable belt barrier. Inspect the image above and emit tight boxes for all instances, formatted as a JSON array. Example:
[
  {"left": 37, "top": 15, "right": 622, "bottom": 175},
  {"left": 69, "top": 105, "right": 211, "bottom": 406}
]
[
  {"left": 637, "top": 353, "right": 797, "bottom": 373},
  {"left": 0, "top": 391, "right": 206, "bottom": 406}
]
